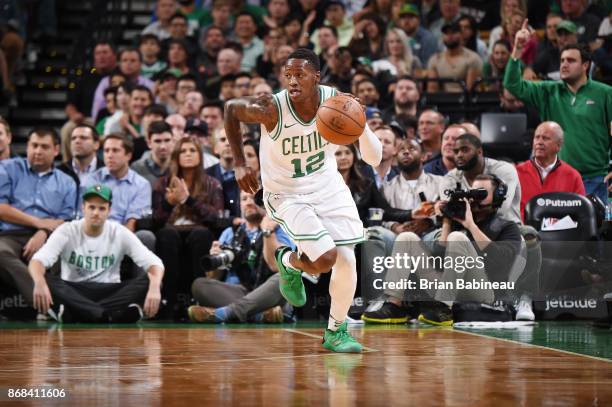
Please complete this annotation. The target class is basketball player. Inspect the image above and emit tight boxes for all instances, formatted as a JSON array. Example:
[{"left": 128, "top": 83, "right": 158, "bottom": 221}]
[{"left": 225, "top": 48, "right": 382, "bottom": 352}]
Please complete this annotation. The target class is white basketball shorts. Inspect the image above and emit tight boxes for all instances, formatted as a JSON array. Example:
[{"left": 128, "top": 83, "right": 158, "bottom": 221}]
[{"left": 263, "top": 180, "right": 365, "bottom": 261}]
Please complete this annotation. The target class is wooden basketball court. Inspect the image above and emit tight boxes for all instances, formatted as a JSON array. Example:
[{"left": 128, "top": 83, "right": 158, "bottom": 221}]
[{"left": 1, "top": 322, "right": 611, "bottom": 405}]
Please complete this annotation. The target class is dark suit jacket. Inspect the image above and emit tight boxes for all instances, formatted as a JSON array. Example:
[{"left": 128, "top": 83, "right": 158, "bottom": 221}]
[{"left": 206, "top": 163, "right": 240, "bottom": 217}]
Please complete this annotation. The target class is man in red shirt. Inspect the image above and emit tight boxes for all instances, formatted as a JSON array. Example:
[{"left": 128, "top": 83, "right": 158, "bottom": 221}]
[{"left": 516, "top": 121, "right": 585, "bottom": 221}]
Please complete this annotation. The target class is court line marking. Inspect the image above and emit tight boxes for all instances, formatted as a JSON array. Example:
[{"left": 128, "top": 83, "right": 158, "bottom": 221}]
[
  {"left": 452, "top": 328, "right": 612, "bottom": 364},
  {"left": 284, "top": 328, "right": 380, "bottom": 352},
  {"left": 0, "top": 351, "right": 366, "bottom": 373}
]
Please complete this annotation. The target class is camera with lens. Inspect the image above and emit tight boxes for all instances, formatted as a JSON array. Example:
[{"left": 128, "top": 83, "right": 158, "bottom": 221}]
[
  {"left": 441, "top": 183, "right": 488, "bottom": 220},
  {"left": 201, "top": 225, "right": 251, "bottom": 270}
]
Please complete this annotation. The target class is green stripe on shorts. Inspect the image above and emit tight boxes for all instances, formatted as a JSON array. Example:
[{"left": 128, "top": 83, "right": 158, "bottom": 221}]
[{"left": 334, "top": 232, "right": 366, "bottom": 246}]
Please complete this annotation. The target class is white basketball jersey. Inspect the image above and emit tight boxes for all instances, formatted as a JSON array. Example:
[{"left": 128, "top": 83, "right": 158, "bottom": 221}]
[{"left": 260, "top": 85, "right": 343, "bottom": 195}]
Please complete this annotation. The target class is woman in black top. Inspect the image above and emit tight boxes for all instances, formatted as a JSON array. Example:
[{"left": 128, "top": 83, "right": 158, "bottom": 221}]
[{"left": 335, "top": 144, "right": 411, "bottom": 224}]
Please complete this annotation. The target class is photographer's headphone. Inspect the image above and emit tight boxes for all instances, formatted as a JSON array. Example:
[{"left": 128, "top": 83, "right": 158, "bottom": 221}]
[{"left": 490, "top": 174, "right": 508, "bottom": 209}]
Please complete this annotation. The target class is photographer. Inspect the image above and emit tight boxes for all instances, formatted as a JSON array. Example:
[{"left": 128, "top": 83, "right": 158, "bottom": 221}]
[
  {"left": 188, "top": 191, "right": 295, "bottom": 323},
  {"left": 362, "top": 175, "right": 522, "bottom": 325}
]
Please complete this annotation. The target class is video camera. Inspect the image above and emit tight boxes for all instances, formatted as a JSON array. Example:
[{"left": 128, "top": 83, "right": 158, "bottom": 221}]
[{"left": 441, "top": 183, "right": 488, "bottom": 220}]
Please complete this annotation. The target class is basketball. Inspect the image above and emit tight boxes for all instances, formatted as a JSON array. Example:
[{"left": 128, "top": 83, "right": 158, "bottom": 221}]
[{"left": 316, "top": 94, "right": 366, "bottom": 145}]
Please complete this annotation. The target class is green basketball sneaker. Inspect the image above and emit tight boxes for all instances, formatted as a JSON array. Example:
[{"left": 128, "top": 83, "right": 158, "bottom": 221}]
[
  {"left": 322, "top": 322, "right": 363, "bottom": 353},
  {"left": 275, "top": 246, "right": 307, "bottom": 307}
]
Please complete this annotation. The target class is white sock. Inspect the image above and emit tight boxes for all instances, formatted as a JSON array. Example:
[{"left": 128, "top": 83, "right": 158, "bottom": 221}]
[
  {"left": 282, "top": 251, "right": 293, "bottom": 270},
  {"left": 327, "top": 314, "right": 344, "bottom": 331},
  {"left": 328, "top": 246, "right": 357, "bottom": 331}
]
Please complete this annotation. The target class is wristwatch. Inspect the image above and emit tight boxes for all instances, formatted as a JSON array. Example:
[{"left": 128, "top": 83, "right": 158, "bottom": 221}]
[{"left": 262, "top": 228, "right": 276, "bottom": 237}]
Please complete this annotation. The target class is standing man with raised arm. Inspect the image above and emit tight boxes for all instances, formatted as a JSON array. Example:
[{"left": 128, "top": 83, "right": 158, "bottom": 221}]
[{"left": 504, "top": 20, "right": 612, "bottom": 203}]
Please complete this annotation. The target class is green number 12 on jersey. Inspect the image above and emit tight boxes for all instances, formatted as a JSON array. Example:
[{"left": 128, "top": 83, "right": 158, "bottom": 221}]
[{"left": 291, "top": 151, "right": 325, "bottom": 178}]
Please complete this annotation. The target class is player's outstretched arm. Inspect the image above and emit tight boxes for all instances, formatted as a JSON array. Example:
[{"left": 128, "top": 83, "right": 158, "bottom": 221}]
[
  {"left": 333, "top": 91, "right": 382, "bottom": 167},
  {"left": 358, "top": 124, "right": 382, "bottom": 167},
  {"left": 225, "top": 95, "right": 278, "bottom": 194}
]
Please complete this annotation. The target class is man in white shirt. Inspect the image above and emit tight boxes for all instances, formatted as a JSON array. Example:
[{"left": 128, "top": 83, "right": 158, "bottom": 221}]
[
  {"left": 382, "top": 138, "right": 443, "bottom": 236},
  {"left": 29, "top": 185, "right": 164, "bottom": 323},
  {"left": 141, "top": 0, "right": 177, "bottom": 40}
]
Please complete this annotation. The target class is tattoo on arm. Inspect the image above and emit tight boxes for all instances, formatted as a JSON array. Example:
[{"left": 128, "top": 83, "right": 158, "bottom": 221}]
[
  {"left": 225, "top": 95, "right": 278, "bottom": 167},
  {"left": 227, "top": 94, "right": 278, "bottom": 129}
]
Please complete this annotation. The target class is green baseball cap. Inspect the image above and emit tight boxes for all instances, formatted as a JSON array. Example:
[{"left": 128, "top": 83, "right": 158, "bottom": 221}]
[
  {"left": 82, "top": 184, "right": 113, "bottom": 203},
  {"left": 399, "top": 4, "right": 419, "bottom": 17},
  {"left": 556, "top": 20, "right": 577, "bottom": 34}
]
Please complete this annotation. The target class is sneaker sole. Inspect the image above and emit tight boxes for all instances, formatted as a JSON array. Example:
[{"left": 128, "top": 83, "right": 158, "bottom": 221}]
[
  {"left": 418, "top": 314, "right": 453, "bottom": 327},
  {"left": 279, "top": 281, "right": 307, "bottom": 307},
  {"left": 360, "top": 315, "right": 408, "bottom": 324}
]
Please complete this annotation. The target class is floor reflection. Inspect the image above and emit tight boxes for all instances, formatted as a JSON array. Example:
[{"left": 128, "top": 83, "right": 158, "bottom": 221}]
[{"left": 0, "top": 324, "right": 611, "bottom": 406}]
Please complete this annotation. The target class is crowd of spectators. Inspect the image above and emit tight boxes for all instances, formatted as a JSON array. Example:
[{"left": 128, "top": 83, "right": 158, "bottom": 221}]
[{"left": 0, "top": 0, "right": 611, "bottom": 323}]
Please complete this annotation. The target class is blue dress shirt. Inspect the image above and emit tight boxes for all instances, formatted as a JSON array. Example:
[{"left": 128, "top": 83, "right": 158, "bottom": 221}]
[{"left": 0, "top": 158, "right": 77, "bottom": 231}]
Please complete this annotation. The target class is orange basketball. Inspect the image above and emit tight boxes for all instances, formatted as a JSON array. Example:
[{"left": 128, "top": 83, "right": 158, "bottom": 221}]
[{"left": 316, "top": 94, "right": 366, "bottom": 145}]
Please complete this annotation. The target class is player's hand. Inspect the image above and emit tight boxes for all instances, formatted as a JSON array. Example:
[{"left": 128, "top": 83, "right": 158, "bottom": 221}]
[
  {"left": 336, "top": 91, "right": 366, "bottom": 112},
  {"left": 23, "top": 230, "right": 47, "bottom": 262},
  {"left": 33, "top": 281, "right": 53, "bottom": 314},
  {"left": 604, "top": 171, "right": 612, "bottom": 192},
  {"left": 514, "top": 19, "right": 533, "bottom": 51},
  {"left": 144, "top": 287, "right": 161, "bottom": 318},
  {"left": 235, "top": 165, "right": 260, "bottom": 194}
]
